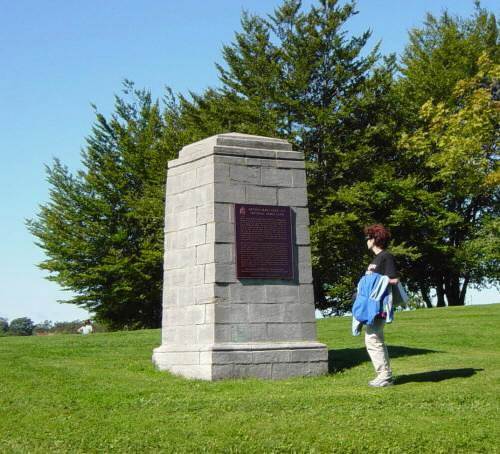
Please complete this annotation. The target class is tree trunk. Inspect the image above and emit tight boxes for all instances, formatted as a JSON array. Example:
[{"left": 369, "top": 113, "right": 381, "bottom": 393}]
[
  {"left": 435, "top": 275, "right": 446, "bottom": 307},
  {"left": 459, "top": 276, "right": 470, "bottom": 306},
  {"left": 445, "top": 274, "right": 463, "bottom": 306},
  {"left": 436, "top": 284, "right": 446, "bottom": 307},
  {"left": 419, "top": 282, "right": 433, "bottom": 308}
]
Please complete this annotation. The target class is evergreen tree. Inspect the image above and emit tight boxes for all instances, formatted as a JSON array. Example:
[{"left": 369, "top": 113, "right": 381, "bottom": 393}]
[
  {"left": 27, "top": 83, "right": 184, "bottom": 328},
  {"left": 27, "top": 1, "right": 499, "bottom": 320},
  {"left": 181, "top": 0, "right": 400, "bottom": 313}
]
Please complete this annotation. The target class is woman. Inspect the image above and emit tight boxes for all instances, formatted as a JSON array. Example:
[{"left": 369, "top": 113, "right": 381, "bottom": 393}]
[{"left": 363, "top": 223, "right": 398, "bottom": 387}]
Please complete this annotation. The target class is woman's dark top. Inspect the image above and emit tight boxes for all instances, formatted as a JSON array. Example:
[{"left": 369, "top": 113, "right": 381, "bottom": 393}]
[{"left": 367, "top": 250, "right": 398, "bottom": 279}]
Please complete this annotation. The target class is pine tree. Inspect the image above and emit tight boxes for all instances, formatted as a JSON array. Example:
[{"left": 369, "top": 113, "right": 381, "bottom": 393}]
[{"left": 181, "top": 0, "right": 400, "bottom": 312}]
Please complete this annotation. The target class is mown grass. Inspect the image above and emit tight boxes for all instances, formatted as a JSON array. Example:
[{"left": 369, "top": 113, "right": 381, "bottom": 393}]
[{"left": 1, "top": 304, "right": 499, "bottom": 453}]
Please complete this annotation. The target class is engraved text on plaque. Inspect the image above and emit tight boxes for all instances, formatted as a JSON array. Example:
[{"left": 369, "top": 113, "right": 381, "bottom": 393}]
[{"left": 235, "top": 204, "right": 294, "bottom": 279}]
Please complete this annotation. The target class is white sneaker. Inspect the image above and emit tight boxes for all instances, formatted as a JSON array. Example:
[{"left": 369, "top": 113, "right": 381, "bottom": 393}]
[{"left": 368, "top": 376, "right": 394, "bottom": 387}]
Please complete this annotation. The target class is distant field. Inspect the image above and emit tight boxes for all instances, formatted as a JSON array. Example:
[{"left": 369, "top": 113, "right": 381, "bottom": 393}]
[{"left": 1, "top": 304, "right": 499, "bottom": 453}]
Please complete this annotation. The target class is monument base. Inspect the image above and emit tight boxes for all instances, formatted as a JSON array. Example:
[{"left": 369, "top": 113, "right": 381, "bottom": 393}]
[{"left": 152, "top": 342, "right": 328, "bottom": 380}]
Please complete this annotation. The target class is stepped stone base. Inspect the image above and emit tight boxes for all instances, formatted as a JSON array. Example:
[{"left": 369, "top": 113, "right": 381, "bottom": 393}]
[{"left": 152, "top": 342, "right": 328, "bottom": 380}]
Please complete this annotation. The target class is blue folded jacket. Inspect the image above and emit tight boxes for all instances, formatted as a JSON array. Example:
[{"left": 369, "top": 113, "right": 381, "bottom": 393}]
[{"left": 352, "top": 272, "right": 390, "bottom": 336}]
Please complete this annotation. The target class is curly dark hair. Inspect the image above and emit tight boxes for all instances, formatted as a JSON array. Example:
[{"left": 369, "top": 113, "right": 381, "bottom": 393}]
[{"left": 364, "top": 224, "right": 391, "bottom": 249}]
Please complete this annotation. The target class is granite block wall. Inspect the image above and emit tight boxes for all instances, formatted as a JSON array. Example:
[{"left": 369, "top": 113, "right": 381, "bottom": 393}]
[{"left": 152, "top": 133, "right": 328, "bottom": 380}]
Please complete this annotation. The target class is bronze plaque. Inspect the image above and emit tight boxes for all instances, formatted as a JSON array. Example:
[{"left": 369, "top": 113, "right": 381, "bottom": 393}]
[{"left": 235, "top": 204, "right": 294, "bottom": 279}]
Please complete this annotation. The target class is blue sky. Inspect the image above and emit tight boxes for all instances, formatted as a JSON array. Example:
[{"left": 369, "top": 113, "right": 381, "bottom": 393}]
[{"left": 1, "top": 0, "right": 498, "bottom": 323}]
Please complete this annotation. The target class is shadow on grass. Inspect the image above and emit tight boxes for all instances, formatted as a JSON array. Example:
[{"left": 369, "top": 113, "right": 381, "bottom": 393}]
[
  {"left": 328, "top": 345, "right": 438, "bottom": 373},
  {"left": 395, "top": 368, "right": 483, "bottom": 384}
]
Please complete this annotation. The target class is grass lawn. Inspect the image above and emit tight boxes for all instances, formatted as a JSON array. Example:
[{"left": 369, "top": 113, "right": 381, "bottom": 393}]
[{"left": 1, "top": 304, "right": 499, "bottom": 453}]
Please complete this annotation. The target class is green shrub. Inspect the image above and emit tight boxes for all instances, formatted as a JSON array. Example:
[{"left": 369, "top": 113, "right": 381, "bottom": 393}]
[
  {"left": 9, "top": 317, "right": 34, "bottom": 336},
  {"left": 0, "top": 317, "right": 8, "bottom": 334},
  {"left": 33, "top": 320, "right": 53, "bottom": 335},
  {"left": 51, "top": 320, "right": 83, "bottom": 334}
]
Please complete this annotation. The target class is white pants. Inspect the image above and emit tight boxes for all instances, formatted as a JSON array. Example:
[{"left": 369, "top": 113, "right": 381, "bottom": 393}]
[{"left": 365, "top": 317, "right": 392, "bottom": 379}]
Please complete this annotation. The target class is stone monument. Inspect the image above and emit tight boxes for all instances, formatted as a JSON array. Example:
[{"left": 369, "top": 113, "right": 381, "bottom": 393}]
[{"left": 152, "top": 133, "right": 328, "bottom": 379}]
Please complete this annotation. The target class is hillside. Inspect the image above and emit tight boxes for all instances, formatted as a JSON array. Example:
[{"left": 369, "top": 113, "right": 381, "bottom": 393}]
[{"left": 1, "top": 304, "right": 499, "bottom": 453}]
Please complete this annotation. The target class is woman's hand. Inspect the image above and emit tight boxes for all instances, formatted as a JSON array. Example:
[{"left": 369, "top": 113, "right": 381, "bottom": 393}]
[{"left": 389, "top": 278, "right": 399, "bottom": 285}]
